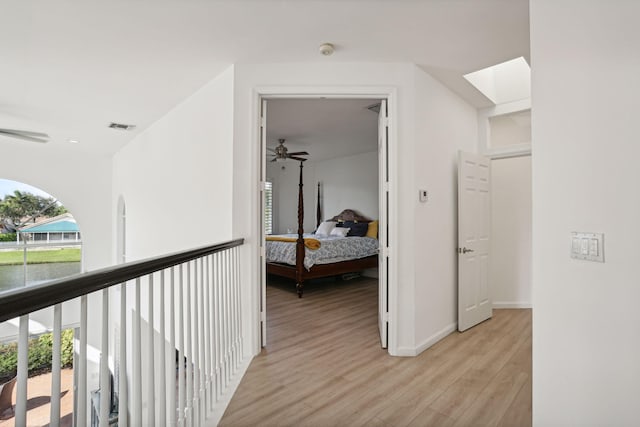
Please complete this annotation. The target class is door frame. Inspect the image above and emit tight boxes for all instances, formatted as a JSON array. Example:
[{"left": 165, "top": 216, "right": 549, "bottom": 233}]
[{"left": 254, "top": 86, "right": 398, "bottom": 355}]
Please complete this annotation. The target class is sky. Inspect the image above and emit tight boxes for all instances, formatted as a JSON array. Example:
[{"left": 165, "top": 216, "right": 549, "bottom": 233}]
[{"left": 0, "top": 179, "right": 53, "bottom": 199}]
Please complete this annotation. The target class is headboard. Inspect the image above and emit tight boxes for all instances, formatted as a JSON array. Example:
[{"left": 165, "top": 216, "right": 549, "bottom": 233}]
[{"left": 328, "top": 209, "right": 372, "bottom": 223}]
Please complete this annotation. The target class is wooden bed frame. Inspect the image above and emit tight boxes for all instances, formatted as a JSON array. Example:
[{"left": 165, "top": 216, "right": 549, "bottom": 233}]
[{"left": 266, "top": 161, "right": 378, "bottom": 297}]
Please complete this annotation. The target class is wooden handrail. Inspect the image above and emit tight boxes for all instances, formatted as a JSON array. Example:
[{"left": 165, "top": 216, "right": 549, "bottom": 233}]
[{"left": 0, "top": 238, "right": 244, "bottom": 323}]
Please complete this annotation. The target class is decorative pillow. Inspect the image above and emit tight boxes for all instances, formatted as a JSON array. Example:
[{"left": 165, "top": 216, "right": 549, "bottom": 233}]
[
  {"left": 330, "top": 227, "right": 350, "bottom": 237},
  {"left": 366, "top": 220, "right": 379, "bottom": 239},
  {"left": 315, "top": 221, "right": 337, "bottom": 236},
  {"left": 336, "top": 221, "right": 368, "bottom": 237},
  {"left": 349, "top": 222, "right": 369, "bottom": 237}
]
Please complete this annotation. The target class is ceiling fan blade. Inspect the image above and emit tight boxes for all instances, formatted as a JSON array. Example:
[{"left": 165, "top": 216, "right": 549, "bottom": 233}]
[
  {"left": 289, "top": 156, "right": 307, "bottom": 162},
  {"left": 0, "top": 128, "right": 49, "bottom": 138},
  {"left": 287, "top": 151, "right": 309, "bottom": 156},
  {"left": 267, "top": 147, "right": 276, "bottom": 153},
  {"left": 270, "top": 158, "right": 278, "bottom": 162},
  {"left": 0, "top": 130, "right": 49, "bottom": 143}
]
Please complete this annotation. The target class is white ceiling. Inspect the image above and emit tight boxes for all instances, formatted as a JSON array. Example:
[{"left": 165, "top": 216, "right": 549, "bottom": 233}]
[
  {"left": 266, "top": 99, "right": 379, "bottom": 162},
  {"left": 0, "top": 0, "right": 529, "bottom": 156}
]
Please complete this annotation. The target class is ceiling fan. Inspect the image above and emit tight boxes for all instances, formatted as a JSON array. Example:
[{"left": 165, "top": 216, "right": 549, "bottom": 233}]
[
  {"left": 0, "top": 128, "right": 49, "bottom": 143},
  {"left": 268, "top": 138, "right": 309, "bottom": 162}
]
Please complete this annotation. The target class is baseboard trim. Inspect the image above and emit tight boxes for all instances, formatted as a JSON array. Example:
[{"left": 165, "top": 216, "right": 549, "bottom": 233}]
[
  {"left": 415, "top": 322, "right": 458, "bottom": 355},
  {"left": 208, "top": 355, "right": 253, "bottom": 426},
  {"left": 395, "top": 322, "right": 458, "bottom": 357},
  {"left": 492, "top": 302, "right": 532, "bottom": 309}
]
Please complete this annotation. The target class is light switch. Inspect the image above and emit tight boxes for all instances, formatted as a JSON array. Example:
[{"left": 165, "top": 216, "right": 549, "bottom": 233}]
[
  {"left": 570, "top": 232, "right": 604, "bottom": 262},
  {"left": 572, "top": 238, "right": 581, "bottom": 254},
  {"left": 580, "top": 239, "right": 589, "bottom": 255}
]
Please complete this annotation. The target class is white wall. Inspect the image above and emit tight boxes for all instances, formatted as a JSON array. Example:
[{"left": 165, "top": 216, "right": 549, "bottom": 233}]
[
  {"left": 111, "top": 65, "right": 237, "bottom": 425},
  {"left": 112, "top": 66, "right": 235, "bottom": 260},
  {"left": 266, "top": 150, "right": 378, "bottom": 235},
  {"left": 413, "top": 66, "right": 478, "bottom": 353},
  {"left": 531, "top": 1, "right": 640, "bottom": 425},
  {"left": 266, "top": 160, "right": 317, "bottom": 234},
  {"left": 232, "top": 62, "right": 477, "bottom": 357},
  {"left": 490, "top": 156, "right": 531, "bottom": 308},
  {"left": 316, "top": 151, "right": 378, "bottom": 222}
]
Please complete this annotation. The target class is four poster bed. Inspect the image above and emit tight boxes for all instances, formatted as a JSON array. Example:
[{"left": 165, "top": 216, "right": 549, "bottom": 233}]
[{"left": 265, "top": 161, "right": 378, "bottom": 297}]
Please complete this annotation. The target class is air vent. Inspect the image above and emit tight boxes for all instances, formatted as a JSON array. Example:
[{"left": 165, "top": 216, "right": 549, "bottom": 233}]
[{"left": 108, "top": 122, "right": 136, "bottom": 131}]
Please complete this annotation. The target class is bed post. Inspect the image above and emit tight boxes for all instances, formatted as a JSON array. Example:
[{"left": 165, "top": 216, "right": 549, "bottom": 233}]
[
  {"left": 296, "top": 160, "right": 305, "bottom": 297},
  {"left": 317, "top": 182, "right": 322, "bottom": 228}
]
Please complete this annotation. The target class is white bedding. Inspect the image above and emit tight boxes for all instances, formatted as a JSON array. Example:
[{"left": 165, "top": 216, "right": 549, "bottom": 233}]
[{"left": 265, "top": 233, "right": 378, "bottom": 270}]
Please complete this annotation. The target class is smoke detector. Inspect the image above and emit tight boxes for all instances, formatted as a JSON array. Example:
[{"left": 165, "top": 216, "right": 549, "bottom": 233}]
[{"left": 319, "top": 43, "right": 334, "bottom": 56}]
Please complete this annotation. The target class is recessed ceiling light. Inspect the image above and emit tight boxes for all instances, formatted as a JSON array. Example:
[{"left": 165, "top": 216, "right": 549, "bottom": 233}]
[
  {"left": 68, "top": 139, "right": 79, "bottom": 144},
  {"left": 108, "top": 122, "right": 136, "bottom": 131}
]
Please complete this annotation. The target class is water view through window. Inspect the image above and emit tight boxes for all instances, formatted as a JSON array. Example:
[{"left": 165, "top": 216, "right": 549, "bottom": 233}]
[{"left": 0, "top": 179, "right": 82, "bottom": 294}]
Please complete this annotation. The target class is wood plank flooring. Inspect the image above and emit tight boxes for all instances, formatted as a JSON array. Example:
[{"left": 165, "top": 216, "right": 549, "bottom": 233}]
[{"left": 219, "top": 276, "right": 531, "bottom": 427}]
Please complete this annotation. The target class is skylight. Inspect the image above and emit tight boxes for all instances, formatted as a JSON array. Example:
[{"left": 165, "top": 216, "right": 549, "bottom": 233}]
[{"left": 463, "top": 57, "right": 531, "bottom": 105}]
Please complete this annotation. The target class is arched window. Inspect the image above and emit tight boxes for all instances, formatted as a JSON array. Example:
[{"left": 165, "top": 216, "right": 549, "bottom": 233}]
[{"left": 0, "top": 179, "right": 82, "bottom": 292}]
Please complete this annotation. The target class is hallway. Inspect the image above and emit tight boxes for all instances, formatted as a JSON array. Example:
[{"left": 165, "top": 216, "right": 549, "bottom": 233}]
[{"left": 220, "top": 276, "right": 531, "bottom": 426}]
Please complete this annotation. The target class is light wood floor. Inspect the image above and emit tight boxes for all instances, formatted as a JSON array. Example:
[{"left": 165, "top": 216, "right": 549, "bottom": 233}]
[{"left": 220, "top": 276, "right": 531, "bottom": 427}]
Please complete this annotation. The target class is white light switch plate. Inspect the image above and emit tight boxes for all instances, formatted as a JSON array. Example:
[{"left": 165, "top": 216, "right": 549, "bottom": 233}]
[{"left": 570, "top": 232, "right": 604, "bottom": 262}]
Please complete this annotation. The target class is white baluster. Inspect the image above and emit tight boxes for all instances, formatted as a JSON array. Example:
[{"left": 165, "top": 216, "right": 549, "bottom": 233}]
[
  {"left": 230, "top": 248, "right": 238, "bottom": 371},
  {"left": 209, "top": 254, "right": 216, "bottom": 408},
  {"left": 223, "top": 250, "right": 230, "bottom": 387},
  {"left": 119, "top": 283, "right": 129, "bottom": 427},
  {"left": 219, "top": 252, "right": 226, "bottom": 390},
  {"left": 236, "top": 246, "right": 243, "bottom": 366},
  {"left": 232, "top": 247, "right": 240, "bottom": 370},
  {"left": 15, "top": 315, "right": 29, "bottom": 426},
  {"left": 78, "top": 295, "right": 88, "bottom": 426},
  {"left": 203, "top": 255, "right": 211, "bottom": 415},
  {"left": 147, "top": 274, "right": 156, "bottom": 426},
  {"left": 214, "top": 253, "right": 221, "bottom": 401},
  {"left": 169, "top": 267, "right": 177, "bottom": 427},
  {"left": 133, "top": 278, "right": 142, "bottom": 426},
  {"left": 100, "top": 288, "right": 111, "bottom": 426},
  {"left": 193, "top": 261, "right": 200, "bottom": 427},
  {"left": 198, "top": 258, "right": 206, "bottom": 425},
  {"left": 178, "top": 264, "right": 186, "bottom": 426},
  {"left": 159, "top": 270, "right": 167, "bottom": 427},
  {"left": 186, "top": 262, "right": 193, "bottom": 426},
  {"left": 50, "top": 304, "right": 62, "bottom": 426}
]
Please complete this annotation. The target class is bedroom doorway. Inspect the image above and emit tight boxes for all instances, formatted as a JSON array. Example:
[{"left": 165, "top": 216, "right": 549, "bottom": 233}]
[{"left": 258, "top": 96, "right": 391, "bottom": 351}]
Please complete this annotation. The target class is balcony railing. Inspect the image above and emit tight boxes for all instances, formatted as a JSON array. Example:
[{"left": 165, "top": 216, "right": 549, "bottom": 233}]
[{"left": 0, "top": 238, "right": 245, "bottom": 426}]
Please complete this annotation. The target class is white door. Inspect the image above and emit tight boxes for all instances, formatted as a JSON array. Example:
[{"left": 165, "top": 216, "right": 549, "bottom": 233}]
[
  {"left": 378, "top": 99, "right": 389, "bottom": 348},
  {"left": 260, "top": 98, "right": 268, "bottom": 346},
  {"left": 457, "top": 151, "right": 492, "bottom": 332}
]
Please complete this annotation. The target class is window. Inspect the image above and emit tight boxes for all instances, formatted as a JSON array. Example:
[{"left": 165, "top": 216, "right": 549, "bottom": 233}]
[{"left": 264, "top": 181, "right": 273, "bottom": 235}]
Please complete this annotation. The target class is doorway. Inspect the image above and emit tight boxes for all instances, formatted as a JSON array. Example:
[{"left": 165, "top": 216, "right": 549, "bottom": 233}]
[{"left": 258, "top": 95, "right": 392, "bottom": 352}]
